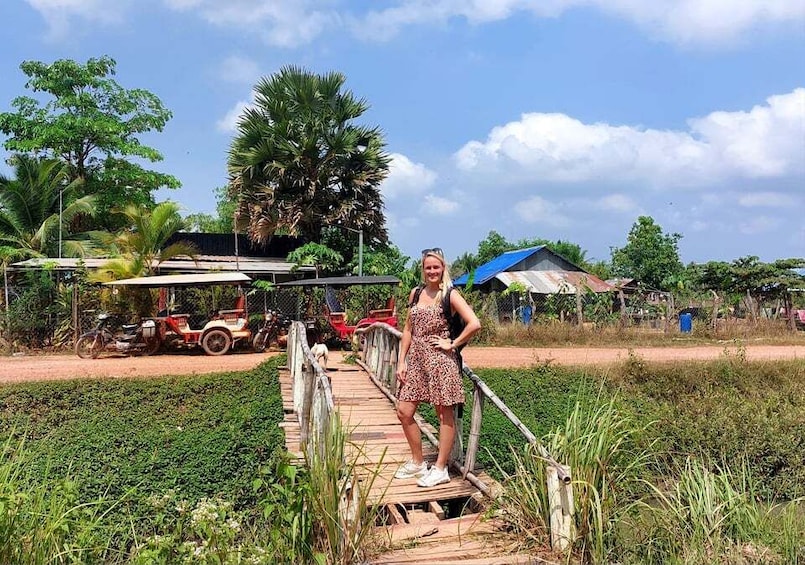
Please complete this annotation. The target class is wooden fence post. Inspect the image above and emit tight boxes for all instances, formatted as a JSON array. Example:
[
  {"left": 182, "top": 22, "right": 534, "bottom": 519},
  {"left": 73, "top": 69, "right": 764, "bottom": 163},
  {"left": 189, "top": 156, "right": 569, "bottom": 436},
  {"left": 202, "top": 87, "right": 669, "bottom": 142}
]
[
  {"left": 547, "top": 466, "right": 574, "bottom": 552},
  {"left": 463, "top": 385, "right": 484, "bottom": 477}
]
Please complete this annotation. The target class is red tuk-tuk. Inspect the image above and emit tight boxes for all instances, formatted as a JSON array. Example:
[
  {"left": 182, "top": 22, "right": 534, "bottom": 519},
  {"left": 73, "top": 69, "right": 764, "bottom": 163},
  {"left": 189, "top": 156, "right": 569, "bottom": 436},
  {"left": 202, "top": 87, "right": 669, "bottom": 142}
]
[
  {"left": 105, "top": 272, "right": 253, "bottom": 355},
  {"left": 276, "top": 275, "right": 400, "bottom": 347}
]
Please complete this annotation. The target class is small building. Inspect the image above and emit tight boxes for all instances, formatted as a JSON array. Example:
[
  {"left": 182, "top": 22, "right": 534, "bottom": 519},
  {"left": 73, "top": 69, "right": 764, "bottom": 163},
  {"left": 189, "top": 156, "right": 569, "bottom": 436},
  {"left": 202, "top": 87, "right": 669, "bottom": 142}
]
[
  {"left": 453, "top": 246, "right": 612, "bottom": 294},
  {"left": 452, "top": 246, "right": 613, "bottom": 323}
]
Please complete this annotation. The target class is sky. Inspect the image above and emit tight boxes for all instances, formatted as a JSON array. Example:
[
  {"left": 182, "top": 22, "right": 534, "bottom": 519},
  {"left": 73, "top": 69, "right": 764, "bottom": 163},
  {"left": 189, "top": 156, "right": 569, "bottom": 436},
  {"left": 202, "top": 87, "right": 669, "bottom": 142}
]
[{"left": 1, "top": 0, "right": 804, "bottom": 266}]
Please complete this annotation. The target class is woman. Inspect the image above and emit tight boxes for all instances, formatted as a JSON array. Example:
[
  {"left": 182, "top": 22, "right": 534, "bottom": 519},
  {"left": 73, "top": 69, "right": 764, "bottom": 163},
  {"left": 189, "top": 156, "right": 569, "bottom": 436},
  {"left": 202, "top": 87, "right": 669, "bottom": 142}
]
[{"left": 394, "top": 248, "right": 481, "bottom": 487}]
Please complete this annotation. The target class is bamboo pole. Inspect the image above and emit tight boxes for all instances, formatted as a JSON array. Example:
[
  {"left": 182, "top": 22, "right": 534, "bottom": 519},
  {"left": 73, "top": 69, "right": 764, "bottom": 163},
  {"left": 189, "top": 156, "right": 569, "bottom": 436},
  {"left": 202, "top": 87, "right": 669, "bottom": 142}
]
[
  {"left": 463, "top": 384, "right": 484, "bottom": 477},
  {"left": 547, "top": 466, "right": 572, "bottom": 552}
]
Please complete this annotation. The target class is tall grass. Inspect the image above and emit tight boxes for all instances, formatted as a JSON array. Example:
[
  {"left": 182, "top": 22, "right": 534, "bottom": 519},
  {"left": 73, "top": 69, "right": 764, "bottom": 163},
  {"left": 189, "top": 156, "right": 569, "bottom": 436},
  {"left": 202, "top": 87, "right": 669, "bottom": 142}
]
[
  {"left": 631, "top": 458, "right": 805, "bottom": 564},
  {"left": 0, "top": 436, "right": 114, "bottom": 564},
  {"left": 488, "top": 318, "right": 803, "bottom": 347},
  {"left": 492, "top": 396, "right": 650, "bottom": 563},
  {"left": 305, "top": 414, "right": 386, "bottom": 565}
]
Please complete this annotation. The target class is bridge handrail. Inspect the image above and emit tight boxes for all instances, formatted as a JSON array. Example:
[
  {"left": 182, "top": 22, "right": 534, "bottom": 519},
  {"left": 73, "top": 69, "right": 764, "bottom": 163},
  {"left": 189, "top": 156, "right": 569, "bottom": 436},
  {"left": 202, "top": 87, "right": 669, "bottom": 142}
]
[
  {"left": 287, "top": 321, "right": 334, "bottom": 460},
  {"left": 355, "top": 321, "right": 575, "bottom": 552}
]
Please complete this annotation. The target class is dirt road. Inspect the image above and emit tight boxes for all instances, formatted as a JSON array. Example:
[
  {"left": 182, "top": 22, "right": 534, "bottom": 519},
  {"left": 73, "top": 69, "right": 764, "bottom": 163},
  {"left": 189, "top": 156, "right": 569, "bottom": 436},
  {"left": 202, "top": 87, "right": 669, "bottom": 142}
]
[{"left": 0, "top": 345, "right": 802, "bottom": 384}]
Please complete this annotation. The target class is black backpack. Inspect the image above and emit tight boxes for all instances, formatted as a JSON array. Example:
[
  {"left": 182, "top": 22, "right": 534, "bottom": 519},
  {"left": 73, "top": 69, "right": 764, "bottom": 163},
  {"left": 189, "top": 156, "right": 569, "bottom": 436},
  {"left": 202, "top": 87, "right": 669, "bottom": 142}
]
[{"left": 410, "top": 285, "right": 467, "bottom": 354}]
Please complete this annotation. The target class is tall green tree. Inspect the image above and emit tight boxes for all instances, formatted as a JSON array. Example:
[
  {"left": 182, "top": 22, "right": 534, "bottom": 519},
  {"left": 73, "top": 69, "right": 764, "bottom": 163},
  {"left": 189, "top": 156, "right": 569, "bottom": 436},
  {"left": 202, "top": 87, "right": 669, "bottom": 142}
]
[
  {"left": 227, "top": 66, "right": 390, "bottom": 245},
  {"left": 0, "top": 56, "right": 179, "bottom": 228},
  {"left": 0, "top": 155, "right": 94, "bottom": 259},
  {"left": 610, "top": 216, "right": 683, "bottom": 291},
  {"left": 476, "top": 231, "right": 515, "bottom": 264}
]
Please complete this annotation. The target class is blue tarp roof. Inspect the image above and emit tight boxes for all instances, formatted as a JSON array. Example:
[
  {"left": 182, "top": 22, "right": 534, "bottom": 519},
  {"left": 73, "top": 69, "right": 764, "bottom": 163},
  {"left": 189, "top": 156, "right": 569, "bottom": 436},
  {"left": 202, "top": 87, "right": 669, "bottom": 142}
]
[{"left": 453, "top": 246, "right": 544, "bottom": 286}]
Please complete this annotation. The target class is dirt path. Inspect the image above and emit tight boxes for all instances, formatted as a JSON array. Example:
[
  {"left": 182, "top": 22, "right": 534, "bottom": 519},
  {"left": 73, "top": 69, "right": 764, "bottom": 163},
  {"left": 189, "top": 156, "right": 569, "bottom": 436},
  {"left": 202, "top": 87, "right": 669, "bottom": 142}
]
[{"left": 0, "top": 345, "right": 802, "bottom": 384}]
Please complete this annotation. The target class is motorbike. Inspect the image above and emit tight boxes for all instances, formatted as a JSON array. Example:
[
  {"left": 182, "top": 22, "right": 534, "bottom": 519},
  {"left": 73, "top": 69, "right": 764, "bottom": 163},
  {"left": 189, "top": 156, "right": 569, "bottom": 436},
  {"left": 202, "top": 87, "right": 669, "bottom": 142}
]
[
  {"left": 252, "top": 309, "right": 291, "bottom": 352},
  {"left": 75, "top": 313, "right": 161, "bottom": 359}
]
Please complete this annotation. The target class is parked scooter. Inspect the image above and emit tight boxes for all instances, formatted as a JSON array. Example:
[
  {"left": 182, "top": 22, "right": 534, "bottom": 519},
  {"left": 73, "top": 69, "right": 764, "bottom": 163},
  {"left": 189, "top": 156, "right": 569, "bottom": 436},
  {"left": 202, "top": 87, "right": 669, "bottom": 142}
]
[
  {"left": 75, "top": 313, "right": 160, "bottom": 359},
  {"left": 252, "top": 309, "right": 291, "bottom": 352}
]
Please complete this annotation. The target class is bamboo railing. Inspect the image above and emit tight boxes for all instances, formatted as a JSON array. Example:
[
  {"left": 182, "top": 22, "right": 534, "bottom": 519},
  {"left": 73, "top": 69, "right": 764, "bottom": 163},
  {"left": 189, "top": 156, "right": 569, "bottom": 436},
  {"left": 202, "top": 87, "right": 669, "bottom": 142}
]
[
  {"left": 286, "top": 321, "right": 335, "bottom": 461},
  {"left": 355, "top": 322, "right": 576, "bottom": 552}
]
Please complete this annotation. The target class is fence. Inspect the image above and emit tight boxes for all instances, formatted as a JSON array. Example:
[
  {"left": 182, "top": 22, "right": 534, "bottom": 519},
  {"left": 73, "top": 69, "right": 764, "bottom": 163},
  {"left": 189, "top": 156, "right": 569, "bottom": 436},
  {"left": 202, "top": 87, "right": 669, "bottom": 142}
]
[
  {"left": 355, "top": 322, "right": 576, "bottom": 551},
  {"left": 2, "top": 269, "right": 802, "bottom": 349}
]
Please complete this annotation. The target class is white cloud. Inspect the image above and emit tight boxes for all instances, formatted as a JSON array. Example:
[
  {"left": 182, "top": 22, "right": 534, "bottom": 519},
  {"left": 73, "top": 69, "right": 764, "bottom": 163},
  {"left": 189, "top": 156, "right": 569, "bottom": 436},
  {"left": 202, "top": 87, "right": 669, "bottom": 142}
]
[
  {"left": 163, "top": 0, "right": 336, "bottom": 47},
  {"left": 217, "top": 55, "right": 260, "bottom": 84},
  {"left": 515, "top": 195, "right": 571, "bottom": 227},
  {"left": 26, "top": 0, "right": 804, "bottom": 48},
  {"left": 455, "top": 88, "right": 805, "bottom": 189},
  {"left": 357, "top": 0, "right": 805, "bottom": 46},
  {"left": 738, "top": 192, "right": 798, "bottom": 208},
  {"left": 422, "top": 194, "right": 459, "bottom": 215},
  {"left": 598, "top": 194, "right": 639, "bottom": 213},
  {"left": 216, "top": 100, "right": 251, "bottom": 133},
  {"left": 25, "top": 0, "right": 128, "bottom": 38},
  {"left": 381, "top": 153, "right": 438, "bottom": 200}
]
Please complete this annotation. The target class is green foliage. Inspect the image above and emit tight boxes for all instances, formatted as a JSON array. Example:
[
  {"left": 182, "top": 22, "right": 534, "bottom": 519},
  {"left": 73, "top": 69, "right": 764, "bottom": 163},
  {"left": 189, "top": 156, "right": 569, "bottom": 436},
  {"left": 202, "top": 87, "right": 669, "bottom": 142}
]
[
  {"left": 612, "top": 357, "right": 805, "bottom": 500},
  {"left": 90, "top": 202, "right": 198, "bottom": 316},
  {"left": 0, "top": 436, "right": 115, "bottom": 564},
  {"left": 287, "top": 242, "right": 344, "bottom": 277},
  {"left": 631, "top": 458, "right": 803, "bottom": 564},
  {"left": 0, "top": 155, "right": 95, "bottom": 259},
  {"left": 689, "top": 255, "right": 805, "bottom": 302},
  {"left": 611, "top": 215, "right": 683, "bottom": 291},
  {"left": 0, "top": 56, "right": 178, "bottom": 228},
  {"left": 228, "top": 65, "right": 390, "bottom": 245},
  {"left": 184, "top": 186, "right": 237, "bottom": 233},
  {"left": 1, "top": 267, "right": 60, "bottom": 347},
  {"left": 0, "top": 358, "right": 287, "bottom": 554}
]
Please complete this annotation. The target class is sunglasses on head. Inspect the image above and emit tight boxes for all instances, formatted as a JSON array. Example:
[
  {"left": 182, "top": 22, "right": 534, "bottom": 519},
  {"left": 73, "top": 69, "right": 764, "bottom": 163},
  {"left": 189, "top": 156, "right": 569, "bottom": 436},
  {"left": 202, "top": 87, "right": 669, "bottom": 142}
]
[{"left": 421, "top": 247, "right": 444, "bottom": 257}]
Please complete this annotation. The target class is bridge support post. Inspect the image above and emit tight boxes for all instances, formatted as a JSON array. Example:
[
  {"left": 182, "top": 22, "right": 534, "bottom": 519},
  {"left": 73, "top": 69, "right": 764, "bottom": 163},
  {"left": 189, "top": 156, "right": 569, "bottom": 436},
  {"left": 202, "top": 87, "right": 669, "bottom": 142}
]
[{"left": 547, "top": 465, "right": 575, "bottom": 553}]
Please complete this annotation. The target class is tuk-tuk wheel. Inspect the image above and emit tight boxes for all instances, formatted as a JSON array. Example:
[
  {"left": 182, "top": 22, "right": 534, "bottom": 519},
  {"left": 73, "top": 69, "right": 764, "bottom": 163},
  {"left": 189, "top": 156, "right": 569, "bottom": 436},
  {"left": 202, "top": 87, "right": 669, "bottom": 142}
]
[{"left": 202, "top": 329, "right": 231, "bottom": 355}]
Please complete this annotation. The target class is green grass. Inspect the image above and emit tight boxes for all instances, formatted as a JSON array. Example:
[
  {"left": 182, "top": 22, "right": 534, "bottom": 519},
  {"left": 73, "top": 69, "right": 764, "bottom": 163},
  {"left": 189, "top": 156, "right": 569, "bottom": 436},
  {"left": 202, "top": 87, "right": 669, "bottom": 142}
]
[{"left": 0, "top": 357, "right": 287, "bottom": 558}]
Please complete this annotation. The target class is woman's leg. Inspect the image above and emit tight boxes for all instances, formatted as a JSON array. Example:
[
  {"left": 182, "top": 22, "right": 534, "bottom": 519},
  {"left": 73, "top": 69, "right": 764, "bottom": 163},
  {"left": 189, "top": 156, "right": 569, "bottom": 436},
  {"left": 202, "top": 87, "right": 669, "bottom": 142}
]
[
  {"left": 397, "top": 400, "right": 423, "bottom": 463},
  {"left": 434, "top": 404, "right": 455, "bottom": 469}
]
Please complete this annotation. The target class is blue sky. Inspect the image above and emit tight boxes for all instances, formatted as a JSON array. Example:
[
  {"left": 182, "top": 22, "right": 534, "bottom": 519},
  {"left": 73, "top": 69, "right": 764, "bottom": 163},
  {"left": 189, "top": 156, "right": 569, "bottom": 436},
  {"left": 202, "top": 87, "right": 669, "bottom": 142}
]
[{"left": 1, "top": 0, "right": 803, "bottom": 266}]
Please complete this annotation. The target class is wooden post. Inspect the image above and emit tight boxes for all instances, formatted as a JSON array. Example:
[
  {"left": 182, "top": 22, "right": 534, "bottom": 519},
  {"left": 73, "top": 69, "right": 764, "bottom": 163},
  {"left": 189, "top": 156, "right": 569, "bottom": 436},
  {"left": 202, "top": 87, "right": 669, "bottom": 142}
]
[
  {"left": 463, "top": 385, "right": 484, "bottom": 477},
  {"left": 575, "top": 290, "right": 583, "bottom": 327},
  {"left": 300, "top": 359, "right": 315, "bottom": 451},
  {"left": 450, "top": 404, "right": 464, "bottom": 465},
  {"left": 618, "top": 289, "right": 626, "bottom": 328},
  {"left": 72, "top": 282, "right": 80, "bottom": 344},
  {"left": 547, "top": 466, "right": 573, "bottom": 552}
]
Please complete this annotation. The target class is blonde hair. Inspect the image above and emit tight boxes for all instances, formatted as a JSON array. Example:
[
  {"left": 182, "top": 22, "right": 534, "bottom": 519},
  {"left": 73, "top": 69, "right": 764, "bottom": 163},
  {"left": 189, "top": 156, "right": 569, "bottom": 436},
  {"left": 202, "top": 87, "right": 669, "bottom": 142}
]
[{"left": 421, "top": 250, "right": 453, "bottom": 292}]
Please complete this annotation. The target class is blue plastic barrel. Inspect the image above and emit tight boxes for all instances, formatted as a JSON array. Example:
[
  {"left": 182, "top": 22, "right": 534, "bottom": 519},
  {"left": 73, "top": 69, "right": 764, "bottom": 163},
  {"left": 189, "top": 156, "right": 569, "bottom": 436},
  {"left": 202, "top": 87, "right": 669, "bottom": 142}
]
[{"left": 679, "top": 313, "right": 693, "bottom": 333}]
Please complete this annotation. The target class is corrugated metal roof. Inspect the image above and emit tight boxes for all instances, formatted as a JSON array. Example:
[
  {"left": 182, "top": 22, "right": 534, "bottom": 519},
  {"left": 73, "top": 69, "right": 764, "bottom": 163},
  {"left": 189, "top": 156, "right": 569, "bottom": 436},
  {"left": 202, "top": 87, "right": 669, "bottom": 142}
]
[
  {"left": 9, "top": 257, "right": 314, "bottom": 275},
  {"left": 496, "top": 270, "right": 614, "bottom": 294},
  {"left": 453, "top": 246, "right": 544, "bottom": 286}
]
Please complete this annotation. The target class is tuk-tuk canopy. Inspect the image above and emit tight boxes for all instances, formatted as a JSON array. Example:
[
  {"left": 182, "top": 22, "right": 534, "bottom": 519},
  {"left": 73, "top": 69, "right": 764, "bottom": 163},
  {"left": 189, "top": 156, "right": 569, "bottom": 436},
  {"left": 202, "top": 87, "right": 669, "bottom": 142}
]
[
  {"left": 105, "top": 272, "right": 252, "bottom": 287},
  {"left": 276, "top": 275, "right": 400, "bottom": 287}
]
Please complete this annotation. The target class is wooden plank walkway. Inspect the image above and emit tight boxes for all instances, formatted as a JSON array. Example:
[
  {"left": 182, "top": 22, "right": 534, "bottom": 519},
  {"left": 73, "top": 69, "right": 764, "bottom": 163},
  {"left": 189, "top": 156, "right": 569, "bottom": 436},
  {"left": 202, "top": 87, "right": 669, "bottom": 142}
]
[{"left": 279, "top": 351, "right": 555, "bottom": 565}]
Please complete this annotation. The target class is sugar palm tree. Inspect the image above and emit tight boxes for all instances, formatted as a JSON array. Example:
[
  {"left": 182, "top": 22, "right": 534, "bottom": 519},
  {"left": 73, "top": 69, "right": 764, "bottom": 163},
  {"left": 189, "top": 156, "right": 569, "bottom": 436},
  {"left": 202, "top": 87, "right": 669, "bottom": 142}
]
[
  {"left": 0, "top": 155, "right": 94, "bottom": 259},
  {"left": 227, "top": 66, "right": 390, "bottom": 245}
]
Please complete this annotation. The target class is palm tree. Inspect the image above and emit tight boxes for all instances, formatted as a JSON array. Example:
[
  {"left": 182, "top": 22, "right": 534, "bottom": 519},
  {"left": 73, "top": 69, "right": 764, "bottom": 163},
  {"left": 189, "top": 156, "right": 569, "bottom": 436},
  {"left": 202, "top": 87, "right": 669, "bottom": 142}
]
[
  {"left": 227, "top": 66, "right": 390, "bottom": 245},
  {"left": 0, "top": 155, "right": 93, "bottom": 259},
  {"left": 94, "top": 202, "right": 198, "bottom": 280},
  {"left": 93, "top": 202, "right": 198, "bottom": 317}
]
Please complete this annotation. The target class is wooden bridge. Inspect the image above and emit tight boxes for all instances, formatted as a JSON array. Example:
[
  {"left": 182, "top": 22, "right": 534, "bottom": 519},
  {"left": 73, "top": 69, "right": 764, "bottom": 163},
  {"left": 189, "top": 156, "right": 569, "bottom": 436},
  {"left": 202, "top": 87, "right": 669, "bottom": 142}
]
[{"left": 278, "top": 322, "right": 574, "bottom": 564}]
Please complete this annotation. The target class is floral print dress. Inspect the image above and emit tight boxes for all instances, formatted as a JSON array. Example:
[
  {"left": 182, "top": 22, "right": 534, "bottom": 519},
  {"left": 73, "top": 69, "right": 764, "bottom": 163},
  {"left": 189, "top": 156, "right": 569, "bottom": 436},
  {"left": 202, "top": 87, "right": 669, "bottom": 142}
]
[{"left": 399, "top": 302, "right": 464, "bottom": 406}]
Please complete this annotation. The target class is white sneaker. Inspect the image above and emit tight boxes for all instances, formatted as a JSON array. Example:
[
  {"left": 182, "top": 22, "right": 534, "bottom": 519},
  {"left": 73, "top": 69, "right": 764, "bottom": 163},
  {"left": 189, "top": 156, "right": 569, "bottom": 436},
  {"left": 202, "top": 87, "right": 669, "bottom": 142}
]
[
  {"left": 394, "top": 460, "right": 428, "bottom": 479},
  {"left": 417, "top": 465, "right": 450, "bottom": 487}
]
